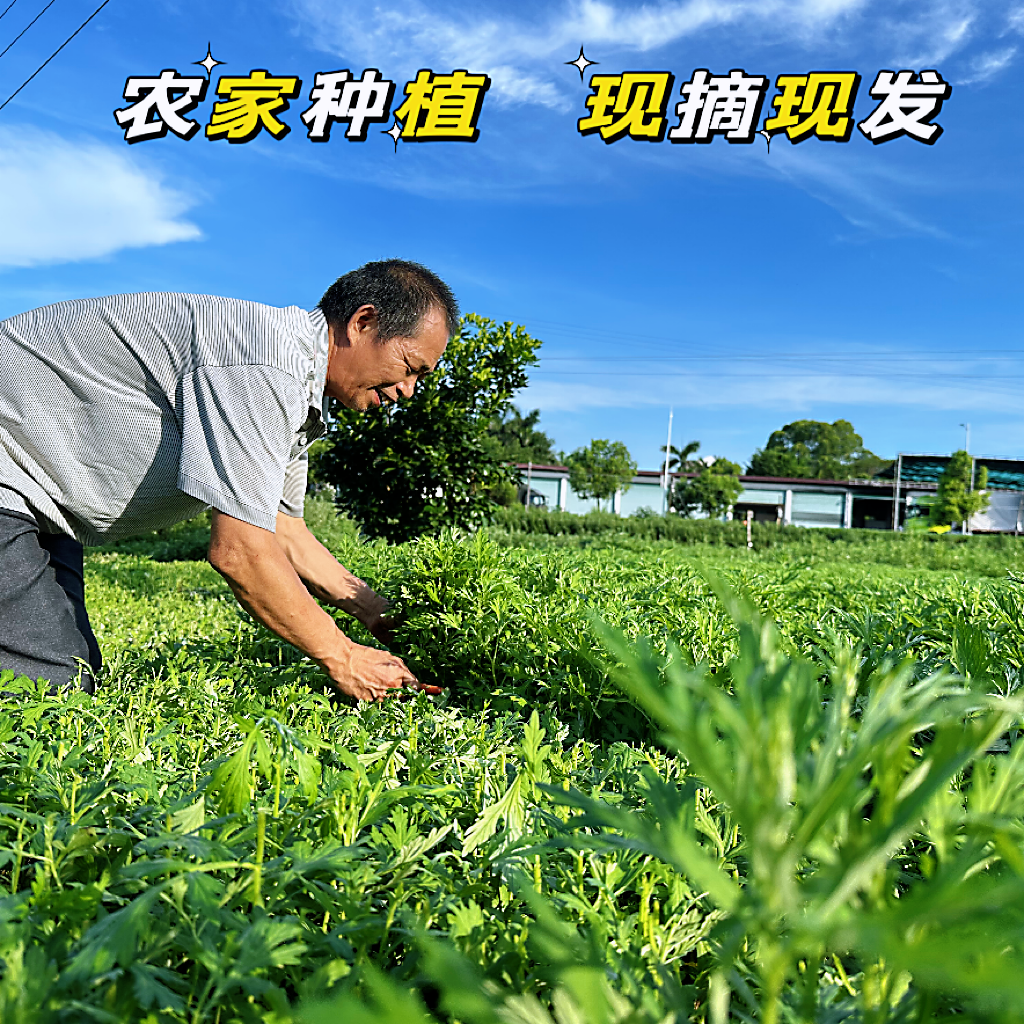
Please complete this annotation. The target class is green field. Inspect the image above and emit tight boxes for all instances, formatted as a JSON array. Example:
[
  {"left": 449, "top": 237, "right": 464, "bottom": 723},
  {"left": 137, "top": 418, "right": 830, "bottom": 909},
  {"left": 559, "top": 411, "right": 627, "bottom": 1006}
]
[{"left": 3, "top": 498, "right": 1024, "bottom": 1023}]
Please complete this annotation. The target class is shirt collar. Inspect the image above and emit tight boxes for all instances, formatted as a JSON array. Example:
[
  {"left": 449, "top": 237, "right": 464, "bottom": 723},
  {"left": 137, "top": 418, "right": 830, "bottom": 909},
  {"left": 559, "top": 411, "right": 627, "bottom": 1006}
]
[{"left": 307, "top": 306, "right": 330, "bottom": 412}]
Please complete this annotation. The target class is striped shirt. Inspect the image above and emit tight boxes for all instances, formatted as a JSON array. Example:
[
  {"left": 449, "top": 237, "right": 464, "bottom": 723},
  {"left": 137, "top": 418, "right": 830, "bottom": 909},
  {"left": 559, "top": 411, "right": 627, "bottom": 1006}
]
[{"left": 0, "top": 292, "right": 329, "bottom": 544}]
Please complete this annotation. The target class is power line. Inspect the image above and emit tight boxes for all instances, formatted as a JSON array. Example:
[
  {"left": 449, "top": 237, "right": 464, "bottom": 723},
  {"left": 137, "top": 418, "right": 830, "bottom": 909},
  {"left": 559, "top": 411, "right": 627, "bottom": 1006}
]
[
  {"left": 532, "top": 369, "right": 1024, "bottom": 381},
  {"left": 524, "top": 319, "right": 1023, "bottom": 362},
  {"left": 529, "top": 370, "right": 1024, "bottom": 399},
  {"left": 540, "top": 353, "right": 1024, "bottom": 363},
  {"left": 0, "top": 0, "right": 110, "bottom": 113},
  {"left": 0, "top": 0, "right": 57, "bottom": 61},
  {"left": 0, "top": 0, "right": 21, "bottom": 27}
]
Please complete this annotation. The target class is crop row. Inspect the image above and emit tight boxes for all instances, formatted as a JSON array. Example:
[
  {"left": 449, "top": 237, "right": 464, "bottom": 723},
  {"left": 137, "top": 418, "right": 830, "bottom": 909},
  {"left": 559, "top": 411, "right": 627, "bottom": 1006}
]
[{"left": 2, "top": 506, "right": 1023, "bottom": 1021}]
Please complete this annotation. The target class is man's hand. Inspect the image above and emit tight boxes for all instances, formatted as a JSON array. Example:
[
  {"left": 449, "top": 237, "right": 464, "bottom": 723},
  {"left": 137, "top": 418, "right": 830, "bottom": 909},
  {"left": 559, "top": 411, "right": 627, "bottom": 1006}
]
[
  {"left": 209, "top": 512, "right": 440, "bottom": 703},
  {"left": 209, "top": 512, "right": 416, "bottom": 702},
  {"left": 275, "top": 513, "right": 396, "bottom": 639},
  {"left": 364, "top": 613, "right": 396, "bottom": 648},
  {"left": 326, "top": 643, "right": 440, "bottom": 702}
]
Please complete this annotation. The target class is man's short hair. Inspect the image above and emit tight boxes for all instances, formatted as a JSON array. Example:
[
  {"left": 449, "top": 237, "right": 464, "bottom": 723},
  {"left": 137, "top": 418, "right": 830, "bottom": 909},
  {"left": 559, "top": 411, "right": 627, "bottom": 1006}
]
[{"left": 318, "top": 259, "right": 460, "bottom": 342}]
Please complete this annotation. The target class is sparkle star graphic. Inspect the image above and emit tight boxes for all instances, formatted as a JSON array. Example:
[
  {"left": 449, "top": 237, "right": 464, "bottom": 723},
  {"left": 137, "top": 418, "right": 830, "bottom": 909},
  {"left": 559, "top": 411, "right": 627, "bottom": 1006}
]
[
  {"left": 383, "top": 119, "right": 403, "bottom": 151},
  {"left": 565, "top": 46, "right": 598, "bottom": 81},
  {"left": 193, "top": 44, "right": 223, "bottom": 77},
  {"left": 758, "top": 129, "right": 773, "bottom": 152}
]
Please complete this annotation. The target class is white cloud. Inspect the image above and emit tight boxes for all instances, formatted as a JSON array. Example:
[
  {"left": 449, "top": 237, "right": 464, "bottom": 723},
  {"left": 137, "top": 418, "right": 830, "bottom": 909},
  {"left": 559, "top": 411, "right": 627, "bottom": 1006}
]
[
  {"left": 955, "top": 45, "right": 1018, "bottom": 83},
  {"left": 0, "top": 127, "right": 201, "bottom": 269},
  {"left": 257, "top": 73, "right": 947, "bottom": 236},
  {"left": 591, "top": 139, "right": 948, "bottom": 238},
  {"left": 517, "top": 378, "right": 643, "bottom": 413},
  {"left": 761, "top": 145, "right": 947, "bottom": 238},
  {"left": 522, "top": 372, "right": 1024, "bottom": 415},
  {"left": 279, "top": 0, "right": 1015, "bottom": 228},
  {"left": 880, "top": 0, "right": 976, "bottom": 65},
  {"left": 287, "top": 0, "right": 871, "bottom": 108},
  {"left": 287, "top": 0, "right": 1014, "bottom": 108},
  {"left": 521, "top": 353, "right": 1024, "bottom": 414}
]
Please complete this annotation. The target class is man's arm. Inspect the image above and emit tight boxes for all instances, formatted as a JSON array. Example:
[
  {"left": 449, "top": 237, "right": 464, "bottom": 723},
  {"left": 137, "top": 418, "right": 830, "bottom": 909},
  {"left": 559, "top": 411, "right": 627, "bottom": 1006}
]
[
  {"left": 207, "top": 511, "right": 424, "bottom": 701},
  {"left": 273, "top": 512, "right": 393, "bottom": 643}
]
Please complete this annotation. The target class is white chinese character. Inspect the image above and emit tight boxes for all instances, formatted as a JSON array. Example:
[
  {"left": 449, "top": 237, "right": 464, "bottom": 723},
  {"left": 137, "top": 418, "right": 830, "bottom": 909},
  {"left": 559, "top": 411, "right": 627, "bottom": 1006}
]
[
  {"left": 857, "top": 70, "right": 951, "bottom": 144},
  {"left": 301, "top": 68, "right": 395, "bottom": 141},
  {"left": 668, "top": 69, "right": 768, "bottom": 143},
  {"left": 114, "top": 69, "right": 207, "bottom": 143}
]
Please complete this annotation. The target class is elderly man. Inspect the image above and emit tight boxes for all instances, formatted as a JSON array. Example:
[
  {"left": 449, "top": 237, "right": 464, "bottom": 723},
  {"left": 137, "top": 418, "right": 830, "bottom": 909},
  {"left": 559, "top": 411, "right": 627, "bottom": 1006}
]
[{"left": 0, "top": 258, "right": 455, "bottom": 700}]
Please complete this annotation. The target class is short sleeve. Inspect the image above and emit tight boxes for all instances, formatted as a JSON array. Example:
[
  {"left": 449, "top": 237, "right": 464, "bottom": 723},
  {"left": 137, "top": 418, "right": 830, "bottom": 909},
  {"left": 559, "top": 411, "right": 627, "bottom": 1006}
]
[
  {"left": 279, "top": 452, "right": 308, "bottom": 518},
  {"left": 177, "top": 364, "right": 308, "bottom": 531}
]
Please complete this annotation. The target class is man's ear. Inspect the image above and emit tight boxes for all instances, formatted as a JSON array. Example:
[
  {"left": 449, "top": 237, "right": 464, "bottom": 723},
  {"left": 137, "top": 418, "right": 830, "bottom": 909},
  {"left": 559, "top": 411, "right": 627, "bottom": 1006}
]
[{"left": 346, "top": 303, "right": 378, "bottom": 346}]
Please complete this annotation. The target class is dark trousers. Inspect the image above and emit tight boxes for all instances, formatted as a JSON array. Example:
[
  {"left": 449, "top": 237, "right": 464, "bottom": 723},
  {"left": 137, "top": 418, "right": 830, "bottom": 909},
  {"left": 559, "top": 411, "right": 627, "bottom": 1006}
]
[{"left": 0, "top": 510, "right": 101, "bottom": 692}]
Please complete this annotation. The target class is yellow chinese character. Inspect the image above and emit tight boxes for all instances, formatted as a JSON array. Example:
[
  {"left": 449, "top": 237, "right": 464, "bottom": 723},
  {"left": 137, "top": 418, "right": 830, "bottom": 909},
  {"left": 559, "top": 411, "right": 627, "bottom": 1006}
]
[
  {"left": 764, "top": 72, "right": 860, "bottom": 142},
  {"left": 393, "top": 70, "right": 490, "bottom": 141},
  {"left": 206, "top": 69, "right": 302, "bottom": 143},
  {"left": 578, "top": 72, "right": 674, "bottom": 142}
]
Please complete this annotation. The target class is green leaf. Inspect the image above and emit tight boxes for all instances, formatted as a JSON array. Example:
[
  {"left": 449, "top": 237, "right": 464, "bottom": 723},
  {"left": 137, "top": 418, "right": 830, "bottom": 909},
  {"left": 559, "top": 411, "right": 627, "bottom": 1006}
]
[
  {"left": 170, "top": 797, "right": 205, "bottom": 834},
  {"left": 209, "top": 733, "right": 256, "bottom": 816},
  {"left": 462, "top": 773, "right": 526, "bottom": 856}
]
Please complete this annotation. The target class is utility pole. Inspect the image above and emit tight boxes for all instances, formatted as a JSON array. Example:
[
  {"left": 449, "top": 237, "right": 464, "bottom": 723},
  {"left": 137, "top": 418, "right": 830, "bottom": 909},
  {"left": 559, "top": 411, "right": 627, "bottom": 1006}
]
[
  {"left": 524, "top": 461, "right": 532, "bottom": 510},
  {"left": 661, "top": 407, "right": 673, "bottom": 515},
  {"left": 892, "top": 453, "right": 902, "bottom": 532},
  {"left": 958, "top": 425, "right": 973, "bottom": 534}
]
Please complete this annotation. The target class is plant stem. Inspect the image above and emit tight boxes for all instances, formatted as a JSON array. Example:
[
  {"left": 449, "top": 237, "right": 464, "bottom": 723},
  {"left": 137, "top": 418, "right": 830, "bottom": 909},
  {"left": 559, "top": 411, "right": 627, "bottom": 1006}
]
[{"left": 252, "top": 807, "right": 267, "bottom": 906}]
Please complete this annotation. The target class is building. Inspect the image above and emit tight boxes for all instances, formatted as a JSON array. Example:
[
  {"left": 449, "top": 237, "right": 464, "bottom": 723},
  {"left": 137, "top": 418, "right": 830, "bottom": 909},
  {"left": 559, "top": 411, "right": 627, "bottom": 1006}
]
[
  {"left": 879, "top": 454, "right": 1024, "bottom": 533},
  {"left": 514, "top": 454, "right": 1024, "bottom": 534}
]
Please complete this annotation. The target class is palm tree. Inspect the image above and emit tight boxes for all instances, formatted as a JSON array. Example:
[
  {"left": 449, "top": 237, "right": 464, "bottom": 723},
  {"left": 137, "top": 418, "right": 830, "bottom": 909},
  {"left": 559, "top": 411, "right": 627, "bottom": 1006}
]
[{"left": 660, "top": 440, "right": 701, "bottom": 474}]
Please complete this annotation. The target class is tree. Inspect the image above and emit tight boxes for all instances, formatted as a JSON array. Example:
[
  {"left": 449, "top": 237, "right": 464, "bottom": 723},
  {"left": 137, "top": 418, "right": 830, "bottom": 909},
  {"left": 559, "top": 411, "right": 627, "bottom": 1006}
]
[
  {"left": 318, "top": 313, "right": 541, "bottom": 542},
  {"left": 929, "top": 450, "right": 990, "bottom": 529},
  {"left": 747, "top": 419, "right": 888, "bottom": 480},
  {"left": 481, "top": 406, "right": 557, "bottom": 507},
  {"left": 671, "top": 457, "right": 743, "bottom": 519},
  {"left": 565, "top": 439, "right": 637, "bottom": 512},
  {"left": 659, "top": 439, "right": 702, "bottom": 474},
  {"left": 484, "top": 406, "right": 557, "bottom": 465}
]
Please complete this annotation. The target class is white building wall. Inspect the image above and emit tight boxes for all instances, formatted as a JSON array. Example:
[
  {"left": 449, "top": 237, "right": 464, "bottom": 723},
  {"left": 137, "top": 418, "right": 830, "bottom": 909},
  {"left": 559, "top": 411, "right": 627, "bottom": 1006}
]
[
  {"left": 972, "top": 491, "right": 1024, "bottom": 533},
  {"left": 563, "top": 487, "right": 600, "bottom": 514},
  {"left": 618, "top": 480, "right": 665, "bottom": 516},
  {"left": 526, "top": 475, "right": 561, "bottom": 508}
]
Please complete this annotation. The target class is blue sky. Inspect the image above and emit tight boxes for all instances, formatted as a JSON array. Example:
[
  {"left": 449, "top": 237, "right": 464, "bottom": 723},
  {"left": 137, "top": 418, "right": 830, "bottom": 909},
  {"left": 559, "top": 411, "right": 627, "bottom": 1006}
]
[{"left": 0, "top": 0, "right": 1021, "bottom": 471}]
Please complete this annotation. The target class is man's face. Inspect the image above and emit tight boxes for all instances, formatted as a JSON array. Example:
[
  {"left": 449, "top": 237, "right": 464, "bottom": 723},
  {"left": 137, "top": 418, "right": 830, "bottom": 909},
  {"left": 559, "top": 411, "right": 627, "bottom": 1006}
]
[{"left": 325, "top": 303, "right": 449, "bottom": 411}]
